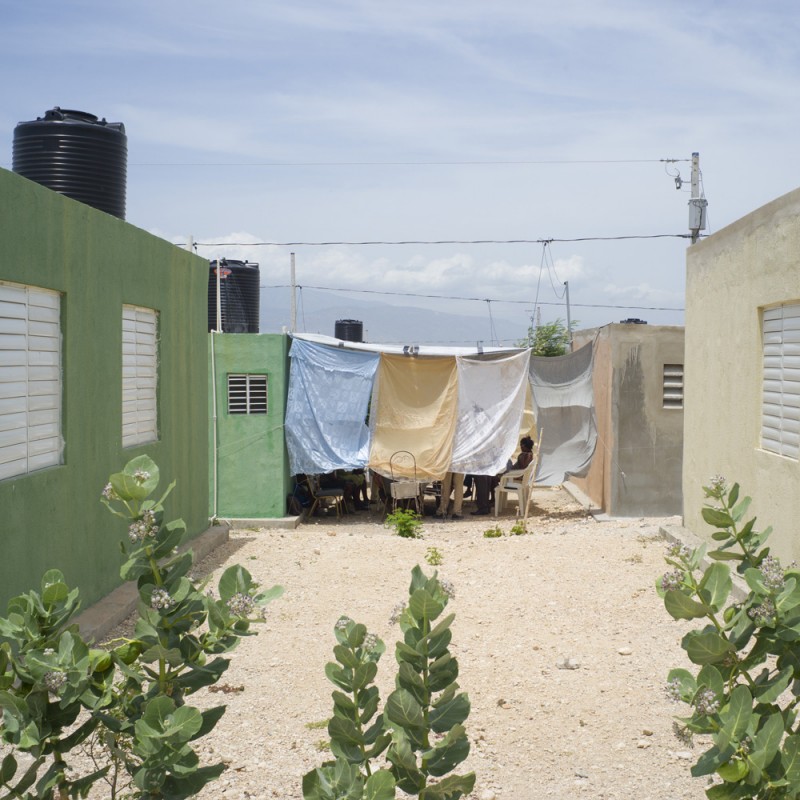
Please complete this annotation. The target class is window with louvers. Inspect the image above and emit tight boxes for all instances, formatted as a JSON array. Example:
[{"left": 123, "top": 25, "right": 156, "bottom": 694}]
[
  {"left": 0, "top": 281, "right": 62, "bottom": 480},
  {"left": 228, "top": 374, "right": 268, "bottom": 414},
  {"left": 662, "top": 364, "right": 684, "bottom": 409},
  {"left": 762, "top": 303, "right": 800, "bottom": 460},
  {"left": 122, "top": 305, "right": 158, "bottom": 447}
]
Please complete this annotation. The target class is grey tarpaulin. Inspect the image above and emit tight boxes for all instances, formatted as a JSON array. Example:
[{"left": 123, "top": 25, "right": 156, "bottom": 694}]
[{"left": 529, "top": 341, "right": 597, "bottom": 486}]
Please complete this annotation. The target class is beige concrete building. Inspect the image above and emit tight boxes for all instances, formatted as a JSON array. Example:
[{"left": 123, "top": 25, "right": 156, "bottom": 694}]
[
  {"left": 684, "top": 187, "right": 800, "bottom": 561},
  {"left": 570, "top": 324, "right": 684, "bottom": 516}
]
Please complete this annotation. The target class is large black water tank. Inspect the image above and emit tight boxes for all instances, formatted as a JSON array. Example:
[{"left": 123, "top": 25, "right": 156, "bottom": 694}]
[
  {"left": 208, "top": 259, "right": 260, "bottom": 333},
  {"left": 12, "top": 107, "right": 127, "bottom": 219},
  {"left": 335, "top": 319, "right": 363, "bottom": 342}
]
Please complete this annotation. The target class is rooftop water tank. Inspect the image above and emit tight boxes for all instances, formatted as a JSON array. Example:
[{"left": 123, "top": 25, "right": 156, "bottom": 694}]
[
  {"left": 335, "top": 319, "right": 363, "bottom": 342},
  {"left": 12, "top": 107, "right": 127, "bottom": 219},
  {"left": 208, "top": 259, "right": 260, "bottom": 333}
]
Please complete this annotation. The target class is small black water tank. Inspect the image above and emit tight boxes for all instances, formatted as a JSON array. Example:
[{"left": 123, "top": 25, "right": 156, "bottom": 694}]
[
  {"left": 208, "top": 259, "right": 260, "bottom": 333},
  {"left": 335, "top": 319, "right": 363, "bottom": 342},
  {"left": 12, "top": 107, "right": 127, "bottom": 219}
]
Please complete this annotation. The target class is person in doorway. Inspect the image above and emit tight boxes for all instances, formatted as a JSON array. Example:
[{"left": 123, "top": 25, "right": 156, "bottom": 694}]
[{"left": 435, "top": 472, "right": 464, "bottom": 520}]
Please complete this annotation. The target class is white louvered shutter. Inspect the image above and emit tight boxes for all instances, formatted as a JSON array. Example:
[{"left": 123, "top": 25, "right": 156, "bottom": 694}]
[
  {"left": 663, "top": 364, "right": 684, "bottom": 409},
  {"left": 0, "top": 282, "right": 62, "bottom": 480},
  {"left": 762, "top": 303, "right": 800, "bottom": 460},
  {"left": 122, "top": 305, "right": 158, "bottom": 447}
]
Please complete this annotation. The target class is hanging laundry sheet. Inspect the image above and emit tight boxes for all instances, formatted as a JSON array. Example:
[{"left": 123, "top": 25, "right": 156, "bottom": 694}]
[
  {"left": 450, "top": 350, "right": 532, "bottom": 475},
  {"left": 529, "top": 341, "right": 597, "bottom": 486},
  {"left": 285, "top": 338, "right": 379, "bottom": 475},
  {"left": 369, "top": 354, "right": 458, "bottom": 481}
]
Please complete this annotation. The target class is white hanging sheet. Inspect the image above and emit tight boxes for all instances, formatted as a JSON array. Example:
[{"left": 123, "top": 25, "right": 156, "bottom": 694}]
[
  {"left": 285, "top": 338, "right": 379, "bottom": 475},
  {"left": 529, "top": 342, "right": 597, "bottom": 485},
  {"left": 450, "top": 350, "right": 532, "bottom": 475}
]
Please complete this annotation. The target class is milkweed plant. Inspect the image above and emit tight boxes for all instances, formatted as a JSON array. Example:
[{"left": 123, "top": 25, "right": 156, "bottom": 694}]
[
  {"left": 0, "top": 454, "right": 282, "bottom": 799},
  {"left": 660, "top": 476, "right": 800, "bottom": 799},
  {"left": 303, "top": 566, "right": 475, "bottom": 800}
]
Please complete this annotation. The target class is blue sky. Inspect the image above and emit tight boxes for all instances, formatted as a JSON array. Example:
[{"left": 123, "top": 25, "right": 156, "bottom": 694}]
[{"left": 4, "top": 1, "right": 800, "bottom": 342}]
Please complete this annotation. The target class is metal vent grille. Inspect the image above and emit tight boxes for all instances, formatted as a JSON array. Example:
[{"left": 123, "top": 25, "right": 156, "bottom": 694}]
[
  {"left": 663, "top": 364, "right": 684, "bottom": 409},
  {"left": 228, "top": 374, "right": 268, "bottom": 414}
]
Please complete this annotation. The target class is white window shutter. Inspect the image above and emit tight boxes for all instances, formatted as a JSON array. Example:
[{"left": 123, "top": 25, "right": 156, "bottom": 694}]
[
  {"left": 762, "top": 303, "right": 800, "bottom": 459},
  {"left": 122, "top": 305, "right": 158, "bottom": 447},
  {"left": 0, "top": 281, "right": 62, "bottom": 480}
]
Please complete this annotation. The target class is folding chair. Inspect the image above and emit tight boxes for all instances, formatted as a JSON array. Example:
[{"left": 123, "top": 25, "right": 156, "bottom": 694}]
[{"left": 305, "top": 474, "right": 345, "bottom": 518}]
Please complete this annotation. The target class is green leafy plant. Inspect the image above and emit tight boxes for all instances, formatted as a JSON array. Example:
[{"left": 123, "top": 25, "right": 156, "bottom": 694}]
[
  {"left": 483, "top": 526, "right": 503, "bottom": 539},
  {"left": 0, "top": 454, "right": 282, "bottom": 799},
  {"left": 425, "top": 547, "right": 444, "bottom": 566},
  {"left": 660, "top": 476, "right": 800, "bottom": 799},
  {"left": 516, "top": 318, "right": 577, "bottom": 356},
  {"left": 510, "top": 521, "right": 528, "bottom": 536},
  {"left": 304, "top": 566, "right": 475, "bottom": 800},
  {"left": 385, "top": 509, "right": 423, "bottom": 539}
]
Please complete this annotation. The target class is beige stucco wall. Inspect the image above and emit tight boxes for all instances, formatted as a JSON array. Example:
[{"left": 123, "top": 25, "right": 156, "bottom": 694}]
[
  {"left": 573, "top": 324, "right": 684, "bottom": 516},
  {"left": 684, "top": 186, "right": 800, "bottom": 561}
]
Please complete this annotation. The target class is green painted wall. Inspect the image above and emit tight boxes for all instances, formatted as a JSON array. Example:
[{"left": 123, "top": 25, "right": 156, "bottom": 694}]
[
  {"left": 0, "top": 168, "right": 209, "bottom": 609},
  {"left": 208, "top": 333, "right": 291, "bottom": 518}
]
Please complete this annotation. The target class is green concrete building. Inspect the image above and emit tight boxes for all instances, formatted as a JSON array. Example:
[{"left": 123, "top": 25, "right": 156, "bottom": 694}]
[
  {"left": 0, "top": 168, "right": 210, "bottom": 609},
  {"left": 208, "top": 332, "right": 291, "bottom": 519}
]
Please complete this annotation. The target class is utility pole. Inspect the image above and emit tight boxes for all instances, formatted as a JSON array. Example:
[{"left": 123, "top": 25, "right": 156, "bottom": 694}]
[
  {"left": 290, "top": 252, "right": 297, "bottom": 332},
  {"left": 564, "top": 281, "right": 573, "bottom": 352},
  {"left": 688, "top": 151, "right": 708, "bottom": 244}
]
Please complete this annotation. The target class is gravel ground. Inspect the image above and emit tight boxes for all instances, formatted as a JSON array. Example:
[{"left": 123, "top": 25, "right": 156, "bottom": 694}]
[{"left": 20, "top": 487, "right": 712, "bottom": 799}]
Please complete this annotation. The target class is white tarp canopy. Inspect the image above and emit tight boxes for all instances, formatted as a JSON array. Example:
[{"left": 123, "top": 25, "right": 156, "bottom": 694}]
[
  {"left": 529, "top": 341, "right": 597, "bottom": 485},
  {"left": 284, "top": 334, "right": 596, "bottom": 483}
]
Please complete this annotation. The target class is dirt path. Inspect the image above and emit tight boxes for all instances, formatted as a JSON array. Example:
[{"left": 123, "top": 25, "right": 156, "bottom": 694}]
[
  {"left": 69, "top": 487, "right": 706, "bottom": 799},
  {"left": 152, "top": 487, "right": 700, "bottom": 799}
]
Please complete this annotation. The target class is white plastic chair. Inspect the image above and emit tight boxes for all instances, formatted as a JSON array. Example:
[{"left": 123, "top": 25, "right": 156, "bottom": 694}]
[{"left": 494, "top": 430, "right": 543, "bottom": 520}]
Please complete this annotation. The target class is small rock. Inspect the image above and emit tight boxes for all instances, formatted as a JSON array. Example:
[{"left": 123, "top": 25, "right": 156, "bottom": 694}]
[
  {"left": 574, "top": 769, "right": 590, "bottom": 779},
  {"left": 676, "top": 750, "right": 694, "bottom": 760},
  {"left": 636, "top": 739, "right": 651, "bottom": 749},
  {"left": 617, "top": 646, "right": 633, "bottom": 656},
  {"left": 313, "top": 548, "right": 320, "bottom": 555},
  {"left": 326, "top": 531, "right": 336, "bottom": 536},
  {"left": 556, "top": 657, "right": 581, "bottom": 670},
  {"left": 479, "top": 790, "right": 497, "bottom": 800},
  {"left": 642, "top": 728, "right": 653, "bottom": 736}
]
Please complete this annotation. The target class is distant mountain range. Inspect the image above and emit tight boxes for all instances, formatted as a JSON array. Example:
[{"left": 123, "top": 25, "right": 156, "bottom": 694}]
[{"left": 259, "top": 287, "right": 529, "bottom": 347}]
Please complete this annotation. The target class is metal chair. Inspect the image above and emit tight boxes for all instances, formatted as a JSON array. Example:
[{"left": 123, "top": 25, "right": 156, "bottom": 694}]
[
  {"left": 305, "top": 474, "right": 345, "bottom": 518},
  {"left": 389, "top": 451, "right": 422, "bottom": 514}
]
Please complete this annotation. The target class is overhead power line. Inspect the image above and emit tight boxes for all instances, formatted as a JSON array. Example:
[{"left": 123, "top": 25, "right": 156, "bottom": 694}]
[
  {"left": 132, "top": 157, "right": 690, "bottom": 167},
  {"left": 263, "top": 283, "right": 684, "bottom": 313},
  {"left": 184, "top": 233, "right": 693, "bottom": 247}
]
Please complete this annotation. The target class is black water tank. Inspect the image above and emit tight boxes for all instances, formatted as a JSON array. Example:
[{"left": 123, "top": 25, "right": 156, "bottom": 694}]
[
  {"left": 208, "top": 259, "right": 260, "bottom": 333},
  {"left": 335, "top": 319, "right": 363, "bottom": 342},
  {"left": 12, "top": 107, "right": 127, "bottom": 219}
]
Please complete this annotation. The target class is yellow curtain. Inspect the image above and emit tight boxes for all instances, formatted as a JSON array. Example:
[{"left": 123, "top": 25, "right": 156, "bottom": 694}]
[{"left": 369, "top": 354, "right": 458, "bottom": 480}]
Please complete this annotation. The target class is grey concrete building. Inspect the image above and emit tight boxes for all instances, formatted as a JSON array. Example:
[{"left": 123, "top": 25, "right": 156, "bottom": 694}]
[{"left": 570, "top": 323, "right": 685, "bottom": 516}]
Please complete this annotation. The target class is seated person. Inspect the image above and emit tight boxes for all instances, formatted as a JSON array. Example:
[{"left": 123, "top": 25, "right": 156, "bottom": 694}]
[
  {"left": 471, "top": 436, "right": 535, "bottom": 515},
  {"left": 319, "top": 471, "right": 368, "bottom": 512}
]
